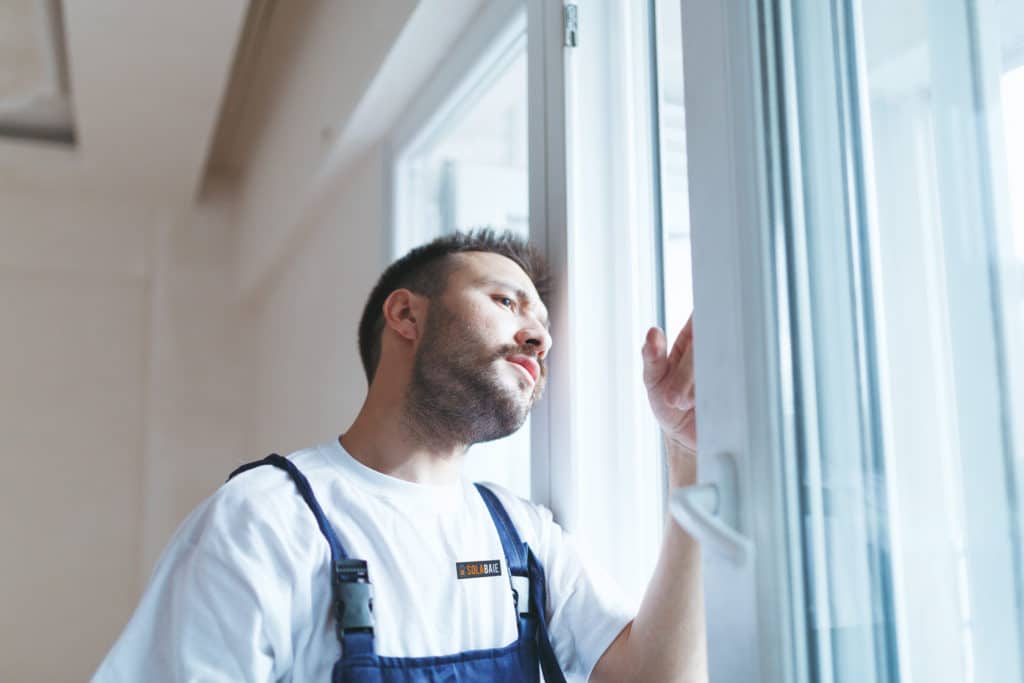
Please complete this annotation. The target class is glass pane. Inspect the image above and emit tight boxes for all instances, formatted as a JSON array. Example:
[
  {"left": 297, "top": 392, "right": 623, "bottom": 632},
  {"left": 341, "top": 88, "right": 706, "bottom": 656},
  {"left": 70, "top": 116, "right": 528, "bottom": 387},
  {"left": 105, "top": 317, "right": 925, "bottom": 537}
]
[
  {"left": 862, "top": 1, "right": 1024, "bottom": 680},
  {"left": 395, "top": 43, "right": 530, "bottom": 498},
  {"left": 399, "top": 50, "right": 528, "bottom": 245},
  {"left": 654, "top": 0, "right": 693, "bottom": 336},
  {"left": 780, "top": 0, "right": 1024, "bottom": 680},
  {"left": 1007, "top": 65, "right": 1024, "bottom": 264}
]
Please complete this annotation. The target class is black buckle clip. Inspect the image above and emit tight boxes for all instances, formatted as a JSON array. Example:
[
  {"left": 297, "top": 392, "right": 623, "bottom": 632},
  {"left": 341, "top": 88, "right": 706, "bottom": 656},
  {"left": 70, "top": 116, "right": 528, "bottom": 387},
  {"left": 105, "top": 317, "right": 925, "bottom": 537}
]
[
  {"left": 511, "top": 574, "right": 531, "bottom": 617},
  {"left": 332, "top": 559, "right": 374, "bottom": 635}
]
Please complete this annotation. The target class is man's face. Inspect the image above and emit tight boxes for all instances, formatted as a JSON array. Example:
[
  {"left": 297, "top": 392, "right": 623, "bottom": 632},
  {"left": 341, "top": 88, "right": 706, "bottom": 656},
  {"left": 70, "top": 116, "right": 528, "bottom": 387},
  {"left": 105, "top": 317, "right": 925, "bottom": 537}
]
[{"left": 407, "top": 252, "right": 552, "bottom": 446}]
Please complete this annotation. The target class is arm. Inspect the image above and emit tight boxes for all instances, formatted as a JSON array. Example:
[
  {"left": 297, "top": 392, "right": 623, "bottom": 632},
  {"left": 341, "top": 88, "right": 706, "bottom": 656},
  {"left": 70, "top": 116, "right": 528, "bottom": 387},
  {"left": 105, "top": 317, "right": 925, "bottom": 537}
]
[{"left": 591, "top": 316, "right": 708, "bottom": 682}]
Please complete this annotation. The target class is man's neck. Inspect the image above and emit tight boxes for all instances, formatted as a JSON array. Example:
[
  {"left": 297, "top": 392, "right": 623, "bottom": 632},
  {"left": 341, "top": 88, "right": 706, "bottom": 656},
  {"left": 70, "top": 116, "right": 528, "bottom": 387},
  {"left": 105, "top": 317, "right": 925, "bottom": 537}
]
[{"left": 339, "top": 388, "right": 468, "bottom": 485}]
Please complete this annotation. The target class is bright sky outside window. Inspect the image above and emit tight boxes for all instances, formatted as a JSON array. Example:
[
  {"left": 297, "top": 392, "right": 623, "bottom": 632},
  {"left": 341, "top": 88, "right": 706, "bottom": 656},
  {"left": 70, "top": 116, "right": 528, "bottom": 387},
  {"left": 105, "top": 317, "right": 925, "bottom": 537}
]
[
  {"left": 653, "top": 0, "right": 693, "bottom": 336},
  {"left": 399, "top": 50, "right": 527, "bottom": 245},
  {"left": 1004, "top": 65, "right": 1024, "bottom": 263}
]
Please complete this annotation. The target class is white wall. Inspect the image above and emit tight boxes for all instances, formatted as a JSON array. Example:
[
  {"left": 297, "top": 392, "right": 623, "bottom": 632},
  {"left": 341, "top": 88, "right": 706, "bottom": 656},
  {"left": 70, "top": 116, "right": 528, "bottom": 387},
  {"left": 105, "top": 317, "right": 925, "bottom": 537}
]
[
  {"left": 220, "top": 0, "right": 410, "bottom": 460},
  {"left": 245, "top": 144, "right": 386, "bottom": 456},
  {"left": 138, "top": 177, "right": 250, "bottom": 574},
  {"left": 0, "top": 3, "right": 490, "bottom": 679},
  {"left": 0, "top": 190, "right": 151, "bottom": 681},
  {"left": 0, "top": 182, "right": 248, "bottom": 682},
  {"left": 233, "top": 0, "right": 417, "bottom": 295},
  {"left": 232, "top": 0, "right": 487, "bottom": 455}
]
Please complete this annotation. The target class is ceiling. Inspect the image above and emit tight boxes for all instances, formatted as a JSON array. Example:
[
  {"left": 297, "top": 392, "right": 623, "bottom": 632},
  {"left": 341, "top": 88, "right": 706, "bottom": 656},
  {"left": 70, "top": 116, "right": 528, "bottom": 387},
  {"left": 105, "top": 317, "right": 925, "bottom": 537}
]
[{"left": 0, "top": 0, "right": 249, "bottom": 206}]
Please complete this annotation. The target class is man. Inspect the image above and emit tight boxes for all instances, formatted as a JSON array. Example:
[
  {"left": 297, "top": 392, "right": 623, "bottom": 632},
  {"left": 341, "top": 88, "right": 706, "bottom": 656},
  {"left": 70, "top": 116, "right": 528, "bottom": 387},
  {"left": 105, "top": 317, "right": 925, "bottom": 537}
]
[{"left": 95, "top": 229, "right": 705, "bottom": 681}]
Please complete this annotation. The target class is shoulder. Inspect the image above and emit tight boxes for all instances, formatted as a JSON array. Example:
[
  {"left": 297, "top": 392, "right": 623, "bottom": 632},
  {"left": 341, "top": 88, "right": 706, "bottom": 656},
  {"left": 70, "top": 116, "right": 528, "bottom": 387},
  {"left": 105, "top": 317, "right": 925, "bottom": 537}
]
[
  {"left": 220, "top": 446, "right": 330, "bottom": 502},
  {"left": 95, "top": 447, "right": 334, "bottom": 681},
  {"left": 183, "top": 446, "right": 331, "bottom": 555}
]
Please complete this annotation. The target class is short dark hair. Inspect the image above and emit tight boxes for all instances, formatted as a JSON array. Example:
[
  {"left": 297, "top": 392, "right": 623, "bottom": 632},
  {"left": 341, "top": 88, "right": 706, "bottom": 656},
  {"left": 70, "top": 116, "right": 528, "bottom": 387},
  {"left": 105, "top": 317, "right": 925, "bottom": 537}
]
[{"left": 357, "top": 228, "right": 551, "bottom": 383}]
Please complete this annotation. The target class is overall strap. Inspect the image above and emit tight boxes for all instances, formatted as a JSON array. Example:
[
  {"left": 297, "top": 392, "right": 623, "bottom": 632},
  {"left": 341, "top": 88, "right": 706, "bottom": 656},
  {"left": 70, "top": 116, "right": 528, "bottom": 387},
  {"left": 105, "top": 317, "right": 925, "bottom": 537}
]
[
  {"left": 228, "top": 456, "right": 377, "bottom": 658},
  {"left": 474, "top": 484, "right": 567, "bottom": 683},
  {"left": 229, "top": 454, "right": 349, "bottom": 563},
  {"left": 528, "top": 548, "right": 568, "bottom": 683},
  {"left": 474, "top": 483, "right": 528, "bottom": 577}
]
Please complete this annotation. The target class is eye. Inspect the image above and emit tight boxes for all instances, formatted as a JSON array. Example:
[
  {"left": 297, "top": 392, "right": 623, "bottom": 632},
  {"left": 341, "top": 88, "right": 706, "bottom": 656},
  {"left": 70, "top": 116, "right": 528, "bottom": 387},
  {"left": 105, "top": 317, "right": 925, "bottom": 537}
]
[{"left": 494, "top": 295, "right": 516, "bottom": 310}]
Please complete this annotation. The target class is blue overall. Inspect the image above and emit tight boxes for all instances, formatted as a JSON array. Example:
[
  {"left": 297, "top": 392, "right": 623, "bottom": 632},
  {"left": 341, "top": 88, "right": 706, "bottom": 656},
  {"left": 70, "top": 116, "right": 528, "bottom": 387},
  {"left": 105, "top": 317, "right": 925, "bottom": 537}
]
[{"left": 229, "top": 454, "right": 568, "bottom": 682}]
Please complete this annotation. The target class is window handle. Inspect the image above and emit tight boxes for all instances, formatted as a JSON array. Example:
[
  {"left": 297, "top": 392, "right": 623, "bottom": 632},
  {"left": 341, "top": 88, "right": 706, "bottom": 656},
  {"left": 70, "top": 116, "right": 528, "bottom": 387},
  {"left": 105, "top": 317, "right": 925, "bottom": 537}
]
[{"left": 670, "top": 482, "right": 753, "bottom": 567}]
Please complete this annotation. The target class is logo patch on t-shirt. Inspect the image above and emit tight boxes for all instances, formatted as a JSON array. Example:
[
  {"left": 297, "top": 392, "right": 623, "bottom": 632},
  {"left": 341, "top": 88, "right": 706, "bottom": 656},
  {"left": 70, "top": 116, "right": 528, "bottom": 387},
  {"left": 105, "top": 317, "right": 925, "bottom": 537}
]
[{"left": 456, "top": 560, "right": 502, "bottom": 579}]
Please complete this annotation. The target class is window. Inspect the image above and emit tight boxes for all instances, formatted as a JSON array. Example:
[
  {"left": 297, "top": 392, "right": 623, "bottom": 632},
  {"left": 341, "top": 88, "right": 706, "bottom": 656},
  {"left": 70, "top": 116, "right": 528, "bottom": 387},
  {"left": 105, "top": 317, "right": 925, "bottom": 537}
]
[
  {"left": 557, "top": 0, "right": 683, "bottom": 604},
  {"left": 393, "top": 48, "right": 527, "bottom": 247},
  {"left": 390, "top": 0, "right": 1024, "bottom": 678},
  {"left": 787, "top": 2, "right": 1024, "bottom": 680},
  {"left": 391, "top": 4, "right": 530, "bottom": 498},
  {"left": 653, "top": 0, "right": 692, "bottom": 336},
  {"left": 391, "top": 0, "right": 692, "bottom": 606},
  {"left": 1007, "top": 65, "right": 1024, "bottom": 269},
  {"left": 678, "top": 0, "right": 1024, "bottom": 679}
]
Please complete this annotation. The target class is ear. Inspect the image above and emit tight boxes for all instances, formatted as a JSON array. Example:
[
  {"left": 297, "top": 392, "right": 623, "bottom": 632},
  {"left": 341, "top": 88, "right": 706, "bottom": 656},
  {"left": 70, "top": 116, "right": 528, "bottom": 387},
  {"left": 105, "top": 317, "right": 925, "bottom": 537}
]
[{"left": 381, "top": 289, "right": 426, "bottom": 342}]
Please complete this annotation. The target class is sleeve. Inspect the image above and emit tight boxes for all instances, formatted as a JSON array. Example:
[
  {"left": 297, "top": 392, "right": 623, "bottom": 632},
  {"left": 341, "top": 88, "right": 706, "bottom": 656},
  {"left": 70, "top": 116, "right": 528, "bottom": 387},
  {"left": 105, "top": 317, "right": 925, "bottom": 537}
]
[
  {"left": 518, "top": 500, "right": 639, "bottom": 681},
  {"left": 92, "top": 491, "right": 297, "bottom": 683}
]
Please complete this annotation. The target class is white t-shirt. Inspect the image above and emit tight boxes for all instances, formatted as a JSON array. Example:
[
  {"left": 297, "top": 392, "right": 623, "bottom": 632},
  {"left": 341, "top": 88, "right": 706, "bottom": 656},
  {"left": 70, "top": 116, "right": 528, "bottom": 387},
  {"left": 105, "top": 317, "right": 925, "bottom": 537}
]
[{"left": 94, "top": 439, "right": 635, "bottom": 682}]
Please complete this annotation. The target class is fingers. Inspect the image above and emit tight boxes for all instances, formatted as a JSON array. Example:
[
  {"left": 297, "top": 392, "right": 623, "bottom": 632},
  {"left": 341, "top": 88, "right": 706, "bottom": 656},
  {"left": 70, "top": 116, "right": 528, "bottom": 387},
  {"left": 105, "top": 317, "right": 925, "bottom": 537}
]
[
  {"left": 665, "top": 339, "right": 695, "bottom": 409},
  {"left": 641, "top": 326, "right": 669, "bottom": 389},
  {"left": 664, "top": 314, "right": 695, "bottom": 408},
  {"left": 643, "top": 314, "right": 696, "bottom": 407},
  {"left": 667, "top": 313, "right": 694, "bottom": 367}
]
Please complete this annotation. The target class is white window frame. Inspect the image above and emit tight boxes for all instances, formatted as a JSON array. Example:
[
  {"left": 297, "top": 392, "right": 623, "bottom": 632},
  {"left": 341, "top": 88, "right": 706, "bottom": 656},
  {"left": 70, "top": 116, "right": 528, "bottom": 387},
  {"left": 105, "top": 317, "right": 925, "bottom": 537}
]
[
  {"left": 387, "top": 0, "right": 527, "bottom": 259},
  {"left": 540, "top": 0, "right": 669, "bottom": 601},
  {"left": 525, "top": 0, "right": 569, "bottom": 515},
  {"left": 675, "top": 0, "right": 801, "bottom": 681}
]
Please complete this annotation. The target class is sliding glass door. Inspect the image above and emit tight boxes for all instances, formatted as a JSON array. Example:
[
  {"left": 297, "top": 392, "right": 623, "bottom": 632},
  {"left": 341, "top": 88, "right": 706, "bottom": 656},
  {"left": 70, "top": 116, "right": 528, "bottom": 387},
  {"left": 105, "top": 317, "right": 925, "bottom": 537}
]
[{"left": 681, "top": 0, "right": 1024, "bottom": 680}]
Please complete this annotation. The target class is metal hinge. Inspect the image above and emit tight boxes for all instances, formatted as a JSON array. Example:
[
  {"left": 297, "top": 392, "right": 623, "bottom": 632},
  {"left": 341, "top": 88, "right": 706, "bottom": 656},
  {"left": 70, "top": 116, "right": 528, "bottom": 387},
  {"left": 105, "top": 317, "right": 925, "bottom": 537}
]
[{"left": 564, "top": 4, "right": 578, "bottom": 47}]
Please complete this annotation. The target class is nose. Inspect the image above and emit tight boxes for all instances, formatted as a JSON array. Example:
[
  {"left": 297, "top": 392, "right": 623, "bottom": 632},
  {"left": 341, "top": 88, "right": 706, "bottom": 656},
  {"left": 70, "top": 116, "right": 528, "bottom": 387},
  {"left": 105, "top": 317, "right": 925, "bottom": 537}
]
[{"left": 515, "top": 317, "right": 552, "bottom": 360}]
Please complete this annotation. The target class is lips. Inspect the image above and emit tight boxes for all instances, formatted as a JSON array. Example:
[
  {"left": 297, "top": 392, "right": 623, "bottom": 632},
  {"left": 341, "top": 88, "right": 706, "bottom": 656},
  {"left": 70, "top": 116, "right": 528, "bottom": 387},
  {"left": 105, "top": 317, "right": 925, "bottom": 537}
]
[{"left": 506, "top": 355, "right": 540, "bottom": 383}]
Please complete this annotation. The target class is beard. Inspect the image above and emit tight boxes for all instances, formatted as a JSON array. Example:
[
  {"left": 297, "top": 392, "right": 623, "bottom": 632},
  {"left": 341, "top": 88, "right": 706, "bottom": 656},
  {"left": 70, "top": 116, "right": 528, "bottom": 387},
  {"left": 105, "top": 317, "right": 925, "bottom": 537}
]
[{"left": 404, "top": 301, "right": 545, "bottom": 448}]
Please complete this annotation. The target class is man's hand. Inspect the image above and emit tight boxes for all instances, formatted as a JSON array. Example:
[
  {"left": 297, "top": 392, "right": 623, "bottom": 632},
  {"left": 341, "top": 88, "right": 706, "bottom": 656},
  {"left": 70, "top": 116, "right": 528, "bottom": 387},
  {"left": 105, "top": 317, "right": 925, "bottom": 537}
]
[
  {"left": 592, "top": 314, "right": 707, "bottom": 683},
  {"left": 641, "top": 315, "right": 696, "bottom": 458}
]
